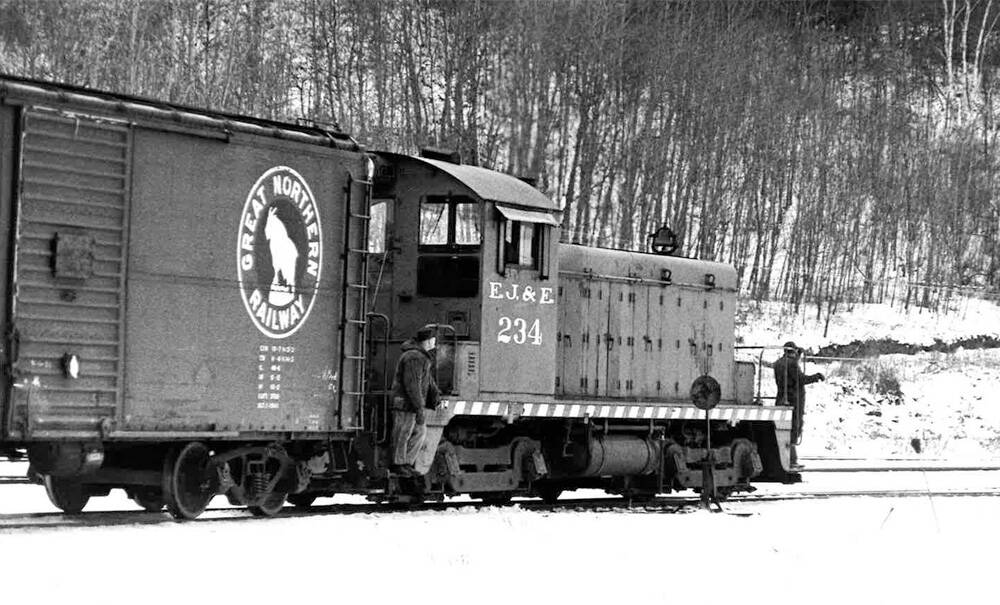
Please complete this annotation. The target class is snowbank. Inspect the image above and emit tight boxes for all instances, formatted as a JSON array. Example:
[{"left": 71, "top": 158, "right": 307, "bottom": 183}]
[{"left": 738, "top": 297, "right": 1000, "bottom": 350}]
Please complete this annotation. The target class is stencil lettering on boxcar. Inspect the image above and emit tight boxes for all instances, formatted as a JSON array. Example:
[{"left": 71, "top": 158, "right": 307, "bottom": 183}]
[
  {"left": 237, "top": 166, "right": 322, "bottom": 339},
  {"left": 256, "top": 344, "right": 296, "bottom": 409}
]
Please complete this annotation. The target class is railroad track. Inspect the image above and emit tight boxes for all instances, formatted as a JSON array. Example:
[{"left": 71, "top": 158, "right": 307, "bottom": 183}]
[
  {"left": 2, "top": 487, "right": 999, "bottom": 531},
  {"left": 802, "top": 464, "right": 1000, "bottom": 473},
  {"left": 3, "top": 460, "right": 999, "bottom": 483},
  {"left": 3, "top": 463, "right": 998, "bottom": 486}
]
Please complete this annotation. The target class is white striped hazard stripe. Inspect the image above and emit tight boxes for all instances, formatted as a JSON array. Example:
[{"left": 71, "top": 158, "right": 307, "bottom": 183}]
[{"left": 441, "top": 399, "right": 793, "bottom": 424}]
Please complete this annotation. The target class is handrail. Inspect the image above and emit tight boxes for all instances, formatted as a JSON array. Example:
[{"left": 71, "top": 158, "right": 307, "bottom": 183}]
[
  {"left": 429, "top": 323, "right": 458, "bottom": 396},
  {"left": 367, "top": 313, "right": 391, "bottom": 445}
]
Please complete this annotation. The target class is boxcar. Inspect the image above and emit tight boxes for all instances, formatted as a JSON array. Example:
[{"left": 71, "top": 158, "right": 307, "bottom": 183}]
[{"left": 0, "top": 76, "right": 370, "bottom": 517}]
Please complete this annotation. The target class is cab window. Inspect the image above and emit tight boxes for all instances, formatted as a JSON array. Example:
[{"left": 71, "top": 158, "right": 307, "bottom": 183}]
[
  {"left": 419, "top": 196, "right": 481, "bottom": 248},
  {"left": 419, "top": 201, "right": 448, "bottom": 245},
  {"left": 455, "top": 203, "right": 482, "bottom": 245},
  {"left": 368, "top": 199, "right": 390, "bottom": 253},
  {"left": 502, "top": 220, "right": 541, "bottom": 269}
]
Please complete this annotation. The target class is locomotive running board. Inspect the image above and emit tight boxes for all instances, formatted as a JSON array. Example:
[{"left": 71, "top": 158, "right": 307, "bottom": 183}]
[{"left": 439, "top": 399, "right": 793, "bottom": 426}]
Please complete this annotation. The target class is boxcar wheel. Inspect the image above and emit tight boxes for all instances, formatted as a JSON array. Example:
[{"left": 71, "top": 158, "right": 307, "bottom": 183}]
[
  {"left": 131, "top": 488, "right": 165, "bottom": 512},
  {"left": 248, "top": 490, "right": 287, "bottom": 517},
  {"left": 287, "top": 493, "right": 317, "bottom": 508},
  {"left": 43, "top": 475, "right": 90, "bottom": 514},
  {"left": 163, "top": 442, "right": 218, "bottom": 520}
]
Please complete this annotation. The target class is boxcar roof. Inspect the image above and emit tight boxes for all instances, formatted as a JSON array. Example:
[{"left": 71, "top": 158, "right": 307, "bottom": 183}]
[
  {"left": 0, "top": 73, "right": 359, "bottom": 150},
  {"left": 379, "top": 152, "right": 559, "bottom": 212}
]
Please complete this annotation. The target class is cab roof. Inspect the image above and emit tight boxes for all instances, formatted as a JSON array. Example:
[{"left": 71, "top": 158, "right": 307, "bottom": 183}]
[{"left": 378, "top": 152, "right": 559, "bottom": 213}]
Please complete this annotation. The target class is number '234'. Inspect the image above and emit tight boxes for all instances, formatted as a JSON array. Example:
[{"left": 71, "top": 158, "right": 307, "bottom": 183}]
[{"left": 497, "top": 316, "right": 542, "bottom": 346}]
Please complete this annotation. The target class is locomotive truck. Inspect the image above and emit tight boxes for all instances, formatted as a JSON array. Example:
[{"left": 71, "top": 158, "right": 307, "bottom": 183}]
[{"left": 0, "top": 75, "right": 799, "bottom": 519}]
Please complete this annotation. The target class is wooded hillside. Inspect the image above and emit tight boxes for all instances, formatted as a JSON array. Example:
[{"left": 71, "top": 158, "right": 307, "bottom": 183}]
[{"left": 1, "top": 0, "right": 998, "bottom": 312}]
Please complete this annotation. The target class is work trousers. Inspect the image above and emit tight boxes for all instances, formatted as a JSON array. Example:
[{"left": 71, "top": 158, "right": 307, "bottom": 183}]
[{"left": 391, "top": 410, "right": 426, "bottom": 467}]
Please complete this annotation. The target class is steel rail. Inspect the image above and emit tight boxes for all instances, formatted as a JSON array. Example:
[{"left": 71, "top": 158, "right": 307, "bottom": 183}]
[
  {"left": 802, "top": 465, "right": 1000, "bottom": 473},
  {"left": 0, "top": 477, "right": 30, "bottom": 485}
]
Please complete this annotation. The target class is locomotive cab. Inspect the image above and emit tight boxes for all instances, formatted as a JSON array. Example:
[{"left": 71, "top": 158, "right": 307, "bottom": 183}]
[{"left": 367, "top": 151, "right": 561, "bottom": 404}]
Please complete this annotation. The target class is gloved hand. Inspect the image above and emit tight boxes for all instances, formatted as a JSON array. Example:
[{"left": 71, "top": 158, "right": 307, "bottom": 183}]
[
  {"left": 415, "top": 413, "right": 426, "bottom": 426},
  {"left": 814, "top": 373, "right": 826, "bottom": 381}
]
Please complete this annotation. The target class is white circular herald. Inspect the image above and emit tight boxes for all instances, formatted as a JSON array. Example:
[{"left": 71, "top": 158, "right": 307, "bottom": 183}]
[{"left": 236, "top": 166, "right": 322, "bottom": 339}]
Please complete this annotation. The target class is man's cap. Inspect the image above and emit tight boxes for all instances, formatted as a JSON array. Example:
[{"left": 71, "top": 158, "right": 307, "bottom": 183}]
[
  {"left": 783, "top": 341, "right": 799, "bottom": 352},
  {"left": 415, "top": 326, "right": 436, "bottom": 342}
]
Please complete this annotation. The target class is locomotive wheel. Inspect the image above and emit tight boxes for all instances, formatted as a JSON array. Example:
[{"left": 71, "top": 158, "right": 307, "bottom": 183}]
[
  {"left": 162, "top": 442, "right": 218, "bottom": 520},
  {"left": 248, "top": 490, "right": 287, "bottom": 517},
  {"left": 623, "top": 491, "right": 657, "bottom": 503},
  {"left": 43, "top": 475, "right": 90, "bottom": 514},
  {"left": 131, "top": 488, "right": 165, "bottom": 512},
  {"left": 287, "top": 493, "right": 317, "bottom": 508}
]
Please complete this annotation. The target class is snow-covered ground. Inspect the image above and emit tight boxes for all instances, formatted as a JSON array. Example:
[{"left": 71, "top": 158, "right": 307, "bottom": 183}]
[
  {"left": 797, "top": 349, "right": 1000, "bottom": 458},
  {"left": 1, "top": 488, "right": 998, "bottom": 605}
]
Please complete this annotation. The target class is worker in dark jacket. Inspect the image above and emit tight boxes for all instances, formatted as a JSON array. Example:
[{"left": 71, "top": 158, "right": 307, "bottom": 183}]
[
  {"left": 773, "top": 341, "right": 824, "bottom": 469},
  {"left": 389, "top": 326, "right": 439, "bottom": 476}
]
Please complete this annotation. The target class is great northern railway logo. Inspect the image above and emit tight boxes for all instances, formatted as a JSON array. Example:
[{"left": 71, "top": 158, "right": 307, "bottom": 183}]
[{"left": 237, "top": 166, "right": 322, "bottom": 339}]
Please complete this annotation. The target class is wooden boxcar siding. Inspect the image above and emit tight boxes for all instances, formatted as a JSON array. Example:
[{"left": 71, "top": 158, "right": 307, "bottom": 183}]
[
  {"left": 123, "top": 128, "right": 363, "bottom": 434},
  {"left": 8, "top": 109, "right": 130, "bottom": 438},
  {"left": 0, "top": 107, "right": 15, "bottom": 437}
]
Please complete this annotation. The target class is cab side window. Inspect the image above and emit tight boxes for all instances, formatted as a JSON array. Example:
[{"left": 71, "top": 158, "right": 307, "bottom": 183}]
[{"left": 502, "top": 220, "right": 541, "bottom": 268}]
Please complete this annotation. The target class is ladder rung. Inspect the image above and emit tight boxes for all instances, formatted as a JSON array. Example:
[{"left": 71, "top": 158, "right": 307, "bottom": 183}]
[
  {"left": 346, "top": 319, "right": 367, "bottom": 325},
  {"left": 344, "top": 355, "right": 366, "bottom": 360},
  {"left": 348, "top": 283, "right": 368, "bottom": 289},
  {"left": 342, "top": 391, "right": 365, "bottom": 396},
  {"left": 350, "top": 212, "right": 371, "bottom": 220},
  {"left": 348, "top": 248, "right": 373, "bottom": 255}
]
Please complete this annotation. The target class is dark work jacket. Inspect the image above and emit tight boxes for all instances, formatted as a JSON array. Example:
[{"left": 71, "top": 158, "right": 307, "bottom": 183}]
[
  {"left": 773, "top": 355, "right": 821, "bottom": 407},
  {"left": 390, "top": 339, "right": 439, "bottom": 419}
]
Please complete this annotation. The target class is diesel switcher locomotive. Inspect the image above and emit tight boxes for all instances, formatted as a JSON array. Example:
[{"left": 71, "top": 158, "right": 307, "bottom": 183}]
[{"left": 0, "top": 75, "right": 798, "bottom": 519}]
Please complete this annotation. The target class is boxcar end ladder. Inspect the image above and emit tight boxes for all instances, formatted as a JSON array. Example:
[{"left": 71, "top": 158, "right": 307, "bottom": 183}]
[{"left": 337, "top": 172, "right": 372, "bottom": 430}]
